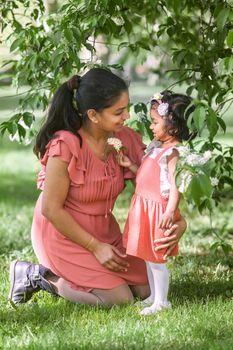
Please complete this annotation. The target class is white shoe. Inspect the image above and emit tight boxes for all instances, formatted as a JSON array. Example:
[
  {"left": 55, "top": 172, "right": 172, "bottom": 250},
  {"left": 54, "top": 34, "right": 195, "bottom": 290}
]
[
  {"left": 140, "top": 301, "right": 171, "bottom": 316},
  {"left": 135, "top": 296, "right": 154, "bottom": 307}
]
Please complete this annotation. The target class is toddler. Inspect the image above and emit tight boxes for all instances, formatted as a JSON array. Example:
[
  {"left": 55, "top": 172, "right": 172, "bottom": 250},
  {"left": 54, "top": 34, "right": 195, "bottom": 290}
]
[{"left": 119, "top": 91, "right": 195, "bottom": 315}]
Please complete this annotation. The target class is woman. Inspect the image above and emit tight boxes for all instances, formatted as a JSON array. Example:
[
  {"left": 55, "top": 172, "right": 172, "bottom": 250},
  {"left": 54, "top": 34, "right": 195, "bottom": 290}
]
[{"left": 9, "top": 68, "right": 186, "bottom": 306}]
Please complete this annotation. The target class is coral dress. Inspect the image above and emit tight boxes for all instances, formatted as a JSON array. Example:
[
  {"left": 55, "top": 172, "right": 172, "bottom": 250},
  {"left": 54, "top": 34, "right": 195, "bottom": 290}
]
[
  {"left": 123, "top": 142, "right": 180, "bottom": 263},
  {"left": 31, "top": 127, "right": 148, "bottom": 291}
]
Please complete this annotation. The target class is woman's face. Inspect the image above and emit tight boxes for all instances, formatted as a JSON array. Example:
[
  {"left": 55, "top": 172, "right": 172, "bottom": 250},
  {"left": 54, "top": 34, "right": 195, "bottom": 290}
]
[
  {"left": 150, "top": 104, "right": 168, "bottom": 141},
  {"left": 95, "top": 90, "right": 130, "bottom": 132}
]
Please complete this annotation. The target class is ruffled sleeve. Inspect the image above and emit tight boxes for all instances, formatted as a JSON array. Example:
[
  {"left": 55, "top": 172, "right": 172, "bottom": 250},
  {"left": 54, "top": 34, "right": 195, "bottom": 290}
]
[
  {"left": 157, "top": 146, "right": 180, "bottom": 199},
  {"left": 117, "top": 127, "right": 146, "bottom": 180},
  {"left": 37, "top": 130, "right": 86, "bottom": 190},
  {"left": 145, "top": 139, "right": 161, "bottom": 157}
]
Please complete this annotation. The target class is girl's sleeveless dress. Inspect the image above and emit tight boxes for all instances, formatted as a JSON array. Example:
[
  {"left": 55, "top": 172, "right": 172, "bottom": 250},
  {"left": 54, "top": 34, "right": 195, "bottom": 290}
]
[
  {"left": 31, "top": 127, "right": 148, "bottom": 291},
  {"left": 123, "top": 141, "right": 181, "bottom": 263}
]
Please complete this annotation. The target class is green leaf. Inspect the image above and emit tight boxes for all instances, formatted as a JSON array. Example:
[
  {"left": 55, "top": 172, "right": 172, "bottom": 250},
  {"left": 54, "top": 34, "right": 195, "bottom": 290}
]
[
  {"left": 64, "top": 28, "right": 73, "bottom": 42},
  {"left": 13, "top": 19, "right": 23, "bottom": 31},
  {"left": 17, "top": 124, "right": 26, "bottom": 140},
  {"left": 188, "top": 174, "right": 212, "bottom": 207},
  {"left": 134, "top": 103, "right": 147, "bottom": 114},
  {"left": 226, "top": 30, "right": 233, "bottom": 47},
  {"left": 206, "top": 107, "right": 218, "bottom": 140},
  {"left": 220, "top": 242, "right": 232, "bottom": 256},
  {"left": 210, "top": 241, "right": 220, "bottom": 251},
  {"left": 72, "top": 28, "right": 82, "bottom": 41},
  {"left": 176, "top": 50, "right": 186, "bottom": 66},
  {"left": 52, "top": 50, "right": 63, "bottom": 68},
  {"left": 124, "top": 19, "right": 132, "bottom": 34},
  {"left": 192, "top": 106, "right": 206, "bottom": 131},
  {"left": 7, "top": 121, "right": 18, "bottom": 135},
  {"left": 144, "top": 120, "right": 154, "bottom": 140},
  {"left": 217, "top": 117, "right": 226, "bottom": 133},
  {"left": 224, "top": 56, "right": 233, "bottom": 71},
  {"left": 118, "top": 42, "right": 129, "bottom": 50},
  {"left": 29, "top": 55, "right": 37, "bottom": 69},
  {"left": 22, "top": 112, "right": 35, "bottom": 128},
  {"left": 216, "top": 8, "right": 230, "bottom": 31},
  {"left": 136, "top": 121, "right": 145, "bottom": 135},
  {"left": 10, "top": 36, "right": 24, "bottom": 52},
  {"left": 84, "top": 42, "right": 94, "bottom": 52}
]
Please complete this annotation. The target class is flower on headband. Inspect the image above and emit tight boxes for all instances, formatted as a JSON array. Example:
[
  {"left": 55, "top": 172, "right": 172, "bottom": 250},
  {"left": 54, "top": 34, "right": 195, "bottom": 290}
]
[
  {"left": 107, "top": 137, "right": 123, "bottom": 152},
  {"left": 157, "top": 102, "right": 169, "bottom": 116},
  {"left": 150, "top": 92, "right": 163, "bottom": 103}
]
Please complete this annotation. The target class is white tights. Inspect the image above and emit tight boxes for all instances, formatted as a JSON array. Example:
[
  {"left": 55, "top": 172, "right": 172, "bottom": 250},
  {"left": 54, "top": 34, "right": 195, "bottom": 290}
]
[{"left": 139, "top": 261, "right": 171, "bottom": 315}]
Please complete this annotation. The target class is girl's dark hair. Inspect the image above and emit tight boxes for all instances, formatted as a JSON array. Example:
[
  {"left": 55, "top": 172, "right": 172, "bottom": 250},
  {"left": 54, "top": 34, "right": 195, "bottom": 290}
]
[
  {"left": 152, "top": 90, "right": 196, "bottom": 141},
  {"left": 34, "top": 68, "right": 128, "bottom": 158}
]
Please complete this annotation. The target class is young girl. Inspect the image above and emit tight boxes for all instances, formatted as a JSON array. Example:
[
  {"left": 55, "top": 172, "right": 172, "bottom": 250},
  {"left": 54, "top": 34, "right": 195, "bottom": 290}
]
[{"left": 118, "top": 91, "right": 195, "bottom": 315}]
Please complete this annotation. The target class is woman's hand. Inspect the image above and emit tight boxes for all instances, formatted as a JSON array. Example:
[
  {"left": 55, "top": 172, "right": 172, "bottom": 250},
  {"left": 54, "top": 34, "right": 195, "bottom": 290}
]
[
  {"left": 154, "top": 217, "right": 187, "bottom": 260},
  {"left": 92, "top": 242, "right": 129, "bottom": 272}
]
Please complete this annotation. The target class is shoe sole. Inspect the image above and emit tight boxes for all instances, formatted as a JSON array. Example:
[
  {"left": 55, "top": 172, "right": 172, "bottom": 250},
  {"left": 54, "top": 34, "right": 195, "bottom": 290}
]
[{"left": 8, "top": 260, "right": 18, "bottom": 308}]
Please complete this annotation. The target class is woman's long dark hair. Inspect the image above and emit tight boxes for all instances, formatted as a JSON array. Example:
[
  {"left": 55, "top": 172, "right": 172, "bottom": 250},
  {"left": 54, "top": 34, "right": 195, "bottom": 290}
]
[{"left": 34, "top": 68, "right": 128, "bottom": 159}]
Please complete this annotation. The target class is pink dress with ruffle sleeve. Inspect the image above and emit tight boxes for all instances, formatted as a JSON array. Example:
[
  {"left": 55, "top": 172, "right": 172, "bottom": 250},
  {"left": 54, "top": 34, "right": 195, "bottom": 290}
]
[
  {"left": 123, "top": 144, "right": 181, "bottom": 263},
  {"left": 31, "top": 127, "right": 148, "bottom": 291}
]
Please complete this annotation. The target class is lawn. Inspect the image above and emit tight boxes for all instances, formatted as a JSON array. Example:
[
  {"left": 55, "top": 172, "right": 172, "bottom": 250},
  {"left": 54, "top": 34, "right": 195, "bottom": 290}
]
[{"left": 0, "top": 85, "right": 233, "bottom": 349}]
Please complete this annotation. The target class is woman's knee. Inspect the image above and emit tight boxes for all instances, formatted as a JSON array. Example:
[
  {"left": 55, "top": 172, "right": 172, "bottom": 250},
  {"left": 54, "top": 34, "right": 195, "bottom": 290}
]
[
  {"left": 130, "top": 284, "right": 150, "bottom": 300},
  {"left": 92, "top": 284, "right": 134, "bottom": 306}
]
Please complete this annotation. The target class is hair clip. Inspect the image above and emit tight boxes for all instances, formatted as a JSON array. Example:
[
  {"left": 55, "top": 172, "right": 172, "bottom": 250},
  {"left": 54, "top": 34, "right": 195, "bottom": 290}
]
[{"left": 157, "top": 102, "right": 169, "bottom": 116}]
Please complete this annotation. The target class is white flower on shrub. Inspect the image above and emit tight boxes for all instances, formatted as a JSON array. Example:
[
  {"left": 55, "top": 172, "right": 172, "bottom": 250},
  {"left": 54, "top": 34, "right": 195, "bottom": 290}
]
[
  {"left": 210, "top": 177, "right": 219, "bottom": 186},
  {"left": 107, "top": 137, "right": 123, "bottom": 152},
  {"left": 177, "top": 146, "right": 190, "bottom": 157},
  {"left": 186, "top": 153, "right": 210, "bottom": 166},
  {"left": 203, "top": 150, "right": 212, "bottom": 161},
  {"left": 178, "top": 171, "right": 192, "bottom": 193}
]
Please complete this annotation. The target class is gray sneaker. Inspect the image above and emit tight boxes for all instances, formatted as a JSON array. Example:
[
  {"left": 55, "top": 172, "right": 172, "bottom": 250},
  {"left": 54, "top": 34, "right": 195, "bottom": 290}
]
[{"left": 9, "top": 260, "right": 57, "bottom": 305}]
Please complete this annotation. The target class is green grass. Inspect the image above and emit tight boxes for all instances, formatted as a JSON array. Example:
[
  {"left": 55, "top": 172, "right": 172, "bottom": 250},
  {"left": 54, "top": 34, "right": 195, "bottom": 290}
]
[
  {"left": 0, "top": 84, "right": 233, "bottom": 349},
  {"left": 0, "top": 136, "right": 233, "bottom": 350}
]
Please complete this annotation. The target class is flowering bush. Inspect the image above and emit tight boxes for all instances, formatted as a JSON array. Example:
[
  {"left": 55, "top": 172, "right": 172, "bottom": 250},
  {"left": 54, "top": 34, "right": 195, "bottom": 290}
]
[{"left": 176, "top": 145, "right": 216, "bottom": 208}]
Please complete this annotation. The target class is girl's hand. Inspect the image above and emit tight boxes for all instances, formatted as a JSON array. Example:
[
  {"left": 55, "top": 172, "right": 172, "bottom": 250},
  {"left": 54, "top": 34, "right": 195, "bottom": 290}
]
[
  {"left": 116, "top": 152, "right": 138, "bottom": 174},
  {"left": 92, "top": 241, "right": 129, "bottom": 272},
  {"left": 159, "top": 211, "right": 174, "bottom": 229},
  {"left": 116, "top": 151, "right": 133, "bottom": 168},
  {"left": 154, "top": 217, "right": 187, "bottom": 260}
]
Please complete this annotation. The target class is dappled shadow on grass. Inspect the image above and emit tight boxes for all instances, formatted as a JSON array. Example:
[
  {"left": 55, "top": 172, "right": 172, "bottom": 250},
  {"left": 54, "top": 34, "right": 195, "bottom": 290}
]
[
  {"left": 0, "top": 295, "right": 232, "bottom": 350},
  {"left": 170, "top": 278, "right": 233, "bottom": 302},
  {"left": 0, "top": 298, "right": 105, "bottom": 338},
  {"left": 0, "top": 172, "right": 38, "bottom": 206},
  {"left": 169, "top": 253, "right": 233, "bottom": 302}
]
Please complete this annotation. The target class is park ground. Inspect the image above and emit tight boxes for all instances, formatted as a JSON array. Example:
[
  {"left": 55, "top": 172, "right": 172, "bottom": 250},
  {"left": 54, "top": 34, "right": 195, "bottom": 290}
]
[{"left": 0, "top": 84, "right": 232, "bottom": 349}]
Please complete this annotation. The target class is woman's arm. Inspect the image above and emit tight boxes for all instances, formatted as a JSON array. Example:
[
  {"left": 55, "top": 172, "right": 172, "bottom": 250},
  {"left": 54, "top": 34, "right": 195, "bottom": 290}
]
[{"left": 42, "top": 157, "right": 129, "bottom": 272}]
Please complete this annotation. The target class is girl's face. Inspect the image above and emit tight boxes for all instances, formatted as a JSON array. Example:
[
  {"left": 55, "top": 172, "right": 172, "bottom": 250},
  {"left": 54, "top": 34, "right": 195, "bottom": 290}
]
[
  {"left": 150, "top": 104, "right": 168, "bottom": 141},
  {"left": 94, "top": 90, "right": 130, "bottom": 132}
]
